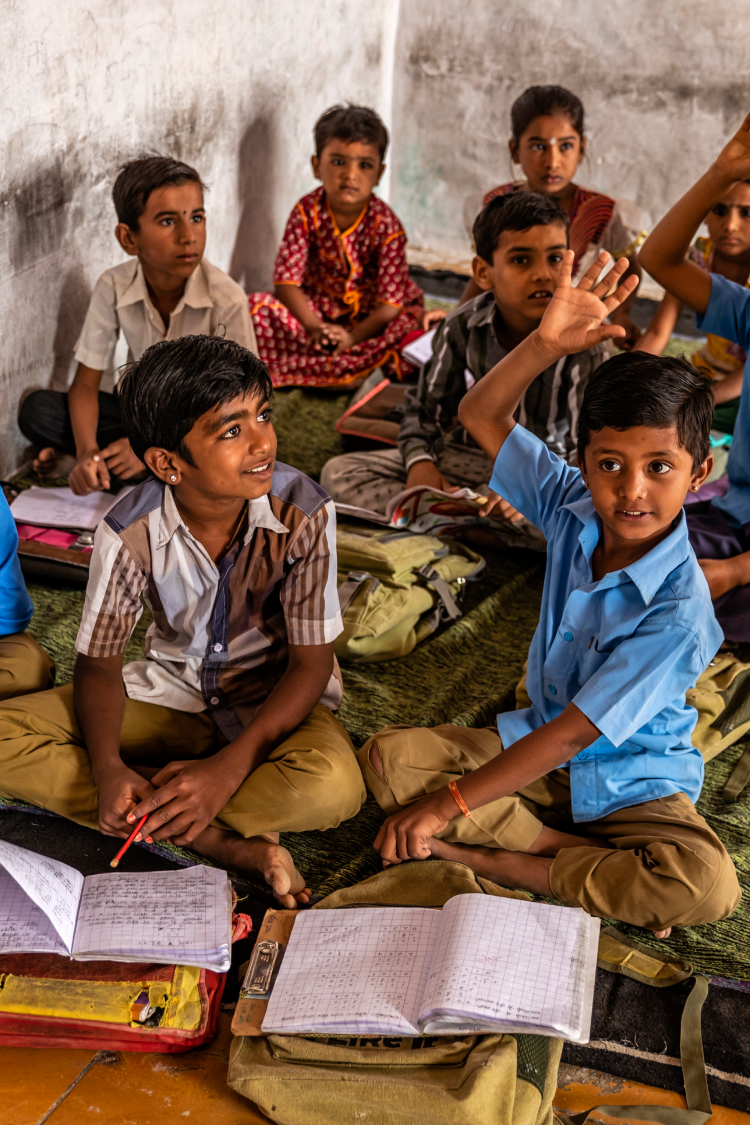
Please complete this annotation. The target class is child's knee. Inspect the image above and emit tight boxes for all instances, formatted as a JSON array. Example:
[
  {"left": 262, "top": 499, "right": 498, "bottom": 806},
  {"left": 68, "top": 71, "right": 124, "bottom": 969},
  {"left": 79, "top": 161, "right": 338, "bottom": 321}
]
[{"left": 675, "top": 841, "right": 741, "bottom": 926}]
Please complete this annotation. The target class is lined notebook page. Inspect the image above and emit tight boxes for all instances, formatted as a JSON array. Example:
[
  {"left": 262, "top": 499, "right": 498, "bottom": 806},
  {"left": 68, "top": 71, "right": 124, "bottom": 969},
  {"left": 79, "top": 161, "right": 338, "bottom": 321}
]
[
  {"left": 420, "top": 895, "right": 591, "bottom": 1037},
  {"left": 0, "top": 839, "right": 83, "bottom": 951},
  {"left": 262, "top": 907, "right": 442, "bottom": 1035},
  {"left": 72, "top": 865, "right": 232, "bottom": 970},
  {"left": 0, "top": 869, "right": 70, "bottom": 955}
]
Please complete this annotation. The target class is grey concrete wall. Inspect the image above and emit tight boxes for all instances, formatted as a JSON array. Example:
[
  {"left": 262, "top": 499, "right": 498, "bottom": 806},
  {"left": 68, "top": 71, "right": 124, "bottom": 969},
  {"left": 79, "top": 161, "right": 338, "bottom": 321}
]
[
  {"left": 390, "top": 0, "right": 750, "bottom": 265},
  {"left": 0, "top": 0, "right": 398, "bottom": 472}
]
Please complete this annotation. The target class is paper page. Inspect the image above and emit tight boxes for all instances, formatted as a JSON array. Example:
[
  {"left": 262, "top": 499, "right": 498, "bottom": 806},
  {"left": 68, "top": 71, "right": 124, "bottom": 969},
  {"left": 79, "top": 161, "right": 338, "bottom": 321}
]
[
  {"left": 420, "top": 895, "right": 594, "bottom": 1039},
  {"left": 11, "top": 486, "right": 133, "bottom": 531},
  {"left": 262, "top": 907, "right": 443, "bottom": 1035},
  {"left": 401, "top": 327, "right": 436, "bottom": 367},
  {"left": 0, "top": 868, "right": 70, "bottom": 955},
  {"left": 0, "top": 839, "right": 84, "bottom": 952},
  {"left": 71, "top": 864, "right": 232, "bottom": 971}
]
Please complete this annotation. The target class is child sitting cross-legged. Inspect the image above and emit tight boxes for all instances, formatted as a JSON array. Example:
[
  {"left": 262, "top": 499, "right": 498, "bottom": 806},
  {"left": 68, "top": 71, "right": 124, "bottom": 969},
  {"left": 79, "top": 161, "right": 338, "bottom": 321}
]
[
  {"left": 356, "top": 251, "right": 740, "bottom": 936},
  {"left": 322, "top": 192, "right": 607, "bottom": 546},
  {"left": 249, "top": 104, "right": 425, "bottom": 389},
  {"left": 19, "top": 157, "right": 257, "bottom": 496},
  {"left": 0, "top": 336, "right": 365, "bottom": 906}
]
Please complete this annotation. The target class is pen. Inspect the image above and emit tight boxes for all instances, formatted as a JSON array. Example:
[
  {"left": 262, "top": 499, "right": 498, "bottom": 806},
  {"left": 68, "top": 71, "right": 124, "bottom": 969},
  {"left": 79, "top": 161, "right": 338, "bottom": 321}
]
[{"left": 110, "top": 814, "right": 149, "bottom": 868}]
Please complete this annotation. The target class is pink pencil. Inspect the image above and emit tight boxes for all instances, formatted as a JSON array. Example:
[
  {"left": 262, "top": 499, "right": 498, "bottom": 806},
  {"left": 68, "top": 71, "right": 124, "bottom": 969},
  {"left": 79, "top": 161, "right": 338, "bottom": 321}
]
[{"left": 110, "top": 814, "right": 148, "bottom": 868}]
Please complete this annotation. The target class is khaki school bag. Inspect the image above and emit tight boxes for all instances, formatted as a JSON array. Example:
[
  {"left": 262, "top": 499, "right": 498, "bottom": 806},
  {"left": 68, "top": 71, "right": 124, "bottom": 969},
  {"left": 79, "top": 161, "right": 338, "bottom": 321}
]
[
  {"left": 335, "top": 523, "right": 485, "bottom": 663},
  {"left": 228, "top": 862, "right": 714, "bottom": 1125},
  {"left": 228, "top": 861, "right": 561, "bottom": 1125}
]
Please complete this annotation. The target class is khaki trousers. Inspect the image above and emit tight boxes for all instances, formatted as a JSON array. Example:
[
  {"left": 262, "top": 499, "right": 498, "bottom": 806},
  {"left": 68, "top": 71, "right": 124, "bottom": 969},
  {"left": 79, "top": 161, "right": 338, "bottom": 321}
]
[
  {"left": 0, "top": 685, "right": 366, "bottom": 838},
  {"left": 320, "top": 446, "right": 546, "bottom": 551},
  {"left": 0, "top": 632, "right": 55, "bottom": 699},
  {"left": 357, "top": 724, "right": 741, "bottom": 932}
]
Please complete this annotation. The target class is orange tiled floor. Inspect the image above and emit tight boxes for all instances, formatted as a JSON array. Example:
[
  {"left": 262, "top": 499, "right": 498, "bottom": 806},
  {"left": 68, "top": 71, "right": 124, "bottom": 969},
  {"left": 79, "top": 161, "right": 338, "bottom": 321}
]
[{"left": 2, "top": 1022, "right": 749, "bottom": 1124}]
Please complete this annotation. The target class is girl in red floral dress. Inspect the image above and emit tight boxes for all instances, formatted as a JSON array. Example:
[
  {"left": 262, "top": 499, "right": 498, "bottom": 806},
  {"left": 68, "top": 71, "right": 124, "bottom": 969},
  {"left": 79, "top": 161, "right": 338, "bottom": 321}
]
[{"left": 249, "top": 105, "right": 425, "bottom": 388}]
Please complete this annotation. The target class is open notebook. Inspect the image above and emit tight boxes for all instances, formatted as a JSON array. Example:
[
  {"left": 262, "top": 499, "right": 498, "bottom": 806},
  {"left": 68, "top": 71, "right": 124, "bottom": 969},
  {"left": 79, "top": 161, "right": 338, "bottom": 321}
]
[
  {"left": 262, "top": 895, "right": 600, "bottom": 1042},
  {"left": 11, "top": 486, "right": 134, "bottom": 532},
  {"left": 0, "top": 840, "right": 232, "bottom": 971}
]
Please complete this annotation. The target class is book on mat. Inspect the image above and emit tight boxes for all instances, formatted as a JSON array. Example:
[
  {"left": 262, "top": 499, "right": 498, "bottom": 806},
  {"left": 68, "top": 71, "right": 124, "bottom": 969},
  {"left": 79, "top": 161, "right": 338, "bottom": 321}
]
[
  {"left": 10, "top": 486, "right": 134, "bottom": 532},
  {"left": 336, "top": 485, "right": 492, "bottom": 535},
  {"left": 0, "top": 839, "right": 232, "bottom": 972},
  {"left": 261, "top": 894, "right": 600, "bottom": 1043}
]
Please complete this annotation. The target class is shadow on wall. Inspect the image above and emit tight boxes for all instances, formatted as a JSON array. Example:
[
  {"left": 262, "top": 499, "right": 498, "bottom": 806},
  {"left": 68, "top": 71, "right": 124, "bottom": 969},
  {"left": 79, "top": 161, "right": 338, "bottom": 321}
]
[
  {"left": 50, "top": 266, "right": 92, "bottom": 390},
  {"left": 230, "top": 114, "right": 279, "bottom": 293}
]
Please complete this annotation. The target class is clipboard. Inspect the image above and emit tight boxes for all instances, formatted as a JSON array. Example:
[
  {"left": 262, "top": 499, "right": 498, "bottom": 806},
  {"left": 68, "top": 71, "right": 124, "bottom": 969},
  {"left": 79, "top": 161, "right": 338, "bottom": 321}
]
[{"left": 231, "top": 908, "right": 299, "bottom": 1037}]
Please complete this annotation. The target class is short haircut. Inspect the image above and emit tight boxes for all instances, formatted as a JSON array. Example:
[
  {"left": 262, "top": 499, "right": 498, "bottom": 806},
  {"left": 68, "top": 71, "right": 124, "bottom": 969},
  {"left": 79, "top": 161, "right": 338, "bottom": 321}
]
[
  {"left": 577, "top": 352, "right": 713, "bottom": 472},
  {"left": 314, "top": 104, "right": 389, "bottom": 161},
  {"left": 473, "top": 192, "right": 568, "bottom": 264},
  {"left": 118, "top": 336, "right": 273, "bottom": 465},
  {"left": 511, "top": 85, "right": 585, "bottom": 142},
  {"left": 113, "top": 156, "right": 204, "bottom": 232}
]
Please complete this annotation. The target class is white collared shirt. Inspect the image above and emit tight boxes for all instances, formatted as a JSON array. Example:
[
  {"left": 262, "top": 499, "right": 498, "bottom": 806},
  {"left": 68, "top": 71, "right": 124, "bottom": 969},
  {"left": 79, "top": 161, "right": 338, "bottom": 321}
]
[{"left": 74, "top": 258, "right": 257, "bottom": 380}]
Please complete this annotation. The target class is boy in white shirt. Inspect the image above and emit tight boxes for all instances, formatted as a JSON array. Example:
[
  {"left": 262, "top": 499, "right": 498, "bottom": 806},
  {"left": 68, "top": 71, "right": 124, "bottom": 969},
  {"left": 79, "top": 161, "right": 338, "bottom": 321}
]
[{"left": 19, "top": 156, "right": 257, "bottom": 496}]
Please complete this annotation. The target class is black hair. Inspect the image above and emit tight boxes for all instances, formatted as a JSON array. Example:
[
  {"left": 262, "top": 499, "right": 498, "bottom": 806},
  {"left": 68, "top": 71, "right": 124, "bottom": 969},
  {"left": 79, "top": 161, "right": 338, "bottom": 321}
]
[
  {"left": 510, "top": 85, "right": 585, "bottom": 142},
  {"left": 113, "top": 156, "right": 204, "bottom": 232},
  {"left": 314, "top": 104, "right": 389, "bottom": 161},
  {"left": 473, "top": 192, "right": 568, "bottom": 263},
  {"left": 118, "top": 336, "right": 273, "bottom": 465},
  {"left": 577, "top": 352, "right": 713, "bottom": 473}
]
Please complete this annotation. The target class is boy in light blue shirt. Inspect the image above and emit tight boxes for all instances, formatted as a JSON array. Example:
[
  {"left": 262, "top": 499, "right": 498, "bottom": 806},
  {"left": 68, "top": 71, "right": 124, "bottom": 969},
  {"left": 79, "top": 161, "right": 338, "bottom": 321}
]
[
  {"left": 356, "top": 250, "right": 740, "bottom": 936},
  {"left": 640, "top": 110, "right": 750, "bottom": 642},
  {"left": 0, "top": 492, "right": 53, "bottom": 698}
]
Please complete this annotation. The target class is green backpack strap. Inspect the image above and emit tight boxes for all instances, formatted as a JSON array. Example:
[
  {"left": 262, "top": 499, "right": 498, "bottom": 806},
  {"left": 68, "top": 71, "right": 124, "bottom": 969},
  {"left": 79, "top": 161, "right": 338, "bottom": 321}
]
[
  {"left": 722, "top": 743, "right": 750, "bottom": 803},
  {"left": 559, "top": 975, "right": 712, "bottom": 1125}
]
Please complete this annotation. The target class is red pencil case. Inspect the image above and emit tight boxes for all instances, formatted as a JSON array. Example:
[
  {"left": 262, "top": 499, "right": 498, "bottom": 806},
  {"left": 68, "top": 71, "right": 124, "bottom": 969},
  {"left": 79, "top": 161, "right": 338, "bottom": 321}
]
[{"left": 0, "top": 913, "right": 252, "bottom": 1052}]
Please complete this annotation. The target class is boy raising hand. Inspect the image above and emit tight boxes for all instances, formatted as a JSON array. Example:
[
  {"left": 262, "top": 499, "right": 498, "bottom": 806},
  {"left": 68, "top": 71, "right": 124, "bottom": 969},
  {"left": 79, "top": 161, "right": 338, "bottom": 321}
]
[
  {"left": 357, "top": 251, "right": 740, "bottom": 936},
  {"left": 640, "top": 111, "right": 750, "bottom": 642}
]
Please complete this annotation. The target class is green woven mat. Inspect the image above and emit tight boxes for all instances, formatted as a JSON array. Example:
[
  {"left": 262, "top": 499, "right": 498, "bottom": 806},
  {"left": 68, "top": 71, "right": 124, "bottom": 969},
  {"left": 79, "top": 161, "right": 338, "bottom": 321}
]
[{"left": 11, "top": 384, "right": 750, "bottom": 980}]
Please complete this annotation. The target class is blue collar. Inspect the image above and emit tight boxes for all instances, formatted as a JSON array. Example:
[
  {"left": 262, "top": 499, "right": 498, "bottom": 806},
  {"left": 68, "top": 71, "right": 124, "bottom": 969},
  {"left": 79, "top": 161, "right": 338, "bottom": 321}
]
[{"left": 561, "top": 494, "right": 691, "bottom": 605}]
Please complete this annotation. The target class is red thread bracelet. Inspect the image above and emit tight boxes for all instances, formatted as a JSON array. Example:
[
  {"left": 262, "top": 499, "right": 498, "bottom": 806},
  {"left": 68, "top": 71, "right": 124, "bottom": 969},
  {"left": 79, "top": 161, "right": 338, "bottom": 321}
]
[{"left": 449, "top": 779, "right": 472, "bottom": 818}]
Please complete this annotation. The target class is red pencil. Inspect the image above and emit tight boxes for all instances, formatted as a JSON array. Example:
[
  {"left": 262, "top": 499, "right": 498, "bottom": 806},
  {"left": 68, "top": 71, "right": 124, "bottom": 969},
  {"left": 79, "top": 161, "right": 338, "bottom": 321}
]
[{"left": 110, "top": 814, "right": 149, "bottom": 868}]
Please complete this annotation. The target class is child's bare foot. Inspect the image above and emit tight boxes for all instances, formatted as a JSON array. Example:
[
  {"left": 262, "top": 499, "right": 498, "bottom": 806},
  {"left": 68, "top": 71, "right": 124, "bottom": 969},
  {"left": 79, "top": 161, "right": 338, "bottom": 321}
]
[
  {"left": 192, "top": 826, "right": 311, "bottom": 909},
  {"left": 428, "top": 838, "right": 673, "bottom": 939},
  {"left": 32, "top": 447, "right": 75, "bottom": 478}
]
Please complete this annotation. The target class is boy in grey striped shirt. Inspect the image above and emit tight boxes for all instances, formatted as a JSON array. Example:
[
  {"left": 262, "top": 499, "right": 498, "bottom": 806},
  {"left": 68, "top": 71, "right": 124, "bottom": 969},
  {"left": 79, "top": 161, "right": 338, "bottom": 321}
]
[{"left": 322, "top": 194, "right": 607, "bottom": 541}]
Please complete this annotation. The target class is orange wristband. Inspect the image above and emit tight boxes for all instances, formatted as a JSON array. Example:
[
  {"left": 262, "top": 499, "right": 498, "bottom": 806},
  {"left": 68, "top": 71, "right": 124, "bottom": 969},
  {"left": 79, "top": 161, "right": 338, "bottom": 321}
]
[{"left": 448, "top": 779, "right": 472, "bottom": 819}]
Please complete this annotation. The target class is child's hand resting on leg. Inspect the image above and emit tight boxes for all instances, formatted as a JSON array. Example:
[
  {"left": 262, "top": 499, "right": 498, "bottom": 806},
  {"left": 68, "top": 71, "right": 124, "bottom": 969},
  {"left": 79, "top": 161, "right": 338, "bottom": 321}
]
[{"left": 97, "top": 766, "right": 156, "bottom": 839}]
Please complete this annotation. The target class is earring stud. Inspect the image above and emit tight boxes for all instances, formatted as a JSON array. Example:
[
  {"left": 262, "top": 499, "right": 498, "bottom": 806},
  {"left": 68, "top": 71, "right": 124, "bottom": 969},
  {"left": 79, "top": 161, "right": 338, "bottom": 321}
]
[{"left": 170, "top": 474, "right": 176, "bottom": 482}]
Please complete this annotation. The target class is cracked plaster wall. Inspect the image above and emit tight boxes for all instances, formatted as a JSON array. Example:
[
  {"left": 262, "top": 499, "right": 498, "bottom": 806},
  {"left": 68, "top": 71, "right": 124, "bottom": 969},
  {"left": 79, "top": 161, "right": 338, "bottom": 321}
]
[
  {"left": 0, "top": 0, "right": 398, "bottom": 473},
  {"left": 389, "top": 0, "right": 750, "bottom": 265}
]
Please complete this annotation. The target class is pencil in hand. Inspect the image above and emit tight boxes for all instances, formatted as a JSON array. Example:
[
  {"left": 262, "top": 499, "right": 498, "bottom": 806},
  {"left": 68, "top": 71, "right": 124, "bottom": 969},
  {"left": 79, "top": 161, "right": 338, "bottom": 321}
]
[{"left": 110, "top": 814, "right": 149, "bottom": 868}]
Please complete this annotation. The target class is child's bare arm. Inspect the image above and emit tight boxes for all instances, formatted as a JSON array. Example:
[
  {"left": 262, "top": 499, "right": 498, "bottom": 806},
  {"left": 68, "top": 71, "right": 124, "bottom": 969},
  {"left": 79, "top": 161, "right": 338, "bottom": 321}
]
[
  {"left": 127, "top": 642, "right": 336, "bottom": 846},
  {"left": 714, "top": 369, "right": 744, "bottom": 403},
  {"left": 74, "top": 652, "right": 155, "bottom": 838},
  {"left": 458, "top": 250, "right": 637, "bottom": 461},
  {"left": 67, "top": 364, "right": 110, "bottom": 494},
  {"left": 348, "top": 302, "right": 401, "bottom": 346},
  {"left": 635, "top": 293, "right": 683, "bottom": 355},
  {"left": 640, "top": 112, "right": 750, "bottom": 311},
  {"left": 375, "top": 703, "right": 599, "bottom": 865}
]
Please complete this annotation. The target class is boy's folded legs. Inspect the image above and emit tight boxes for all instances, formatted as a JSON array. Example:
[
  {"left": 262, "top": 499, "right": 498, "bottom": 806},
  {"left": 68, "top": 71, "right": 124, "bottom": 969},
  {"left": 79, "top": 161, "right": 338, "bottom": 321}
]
[
  {"left": 18, "top": 389, "right": 126, "bottom": 460},
  {"left": 358, "top": 724, "right": 740, "bottom": 931},
  {"left": 0, "top": 685, "right": 364, "bottom": 845},
  {"left": 0, "top": 633, "right": 54, "bottom": 701}
]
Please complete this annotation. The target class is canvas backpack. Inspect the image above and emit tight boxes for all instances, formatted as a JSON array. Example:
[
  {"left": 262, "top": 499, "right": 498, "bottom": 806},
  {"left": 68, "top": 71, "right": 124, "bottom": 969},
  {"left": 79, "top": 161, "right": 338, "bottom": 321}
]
[{"left": 335, "top": 523, "right": 485, "bottom": 663}]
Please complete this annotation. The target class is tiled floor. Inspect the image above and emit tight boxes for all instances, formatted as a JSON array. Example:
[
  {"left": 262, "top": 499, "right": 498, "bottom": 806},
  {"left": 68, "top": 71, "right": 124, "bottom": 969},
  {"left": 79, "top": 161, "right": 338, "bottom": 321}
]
[{"left": 2, "top": 1020, "right": 748, "bottom": 1124}]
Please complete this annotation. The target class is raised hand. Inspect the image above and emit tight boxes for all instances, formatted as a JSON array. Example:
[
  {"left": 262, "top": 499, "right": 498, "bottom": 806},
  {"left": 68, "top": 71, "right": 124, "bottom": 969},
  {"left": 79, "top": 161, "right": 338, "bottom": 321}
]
[
  {"left": 714, "top": 112, "right": 750, "bottom": 185},
  {"left": 536, "top": 250, "right": 639, "bottom": 358}
]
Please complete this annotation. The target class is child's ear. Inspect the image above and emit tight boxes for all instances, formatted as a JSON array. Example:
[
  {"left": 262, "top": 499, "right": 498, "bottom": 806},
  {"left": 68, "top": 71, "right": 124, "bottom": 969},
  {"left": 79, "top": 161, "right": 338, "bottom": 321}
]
[
  {"left": 508, "top": 138, "right": 520, "bottom": 165},
  {"left": 311, "top": 155, "right": 321, "bottom": 181},
  {"left": 144, "top": 447, "right": 181, "bottom": 485},
  {"left": 472, "top": 255, "right": 494, "bottom": 292},
  {"left": 578, "top": 135, "right": 587, "bottom": 166},
  {"left": 116, "top": 223, "right": 139, "bottom": 256},
  {"left": 374, "top": 161, "right": 386, "bottom": 186},
  {"left": 689, "top": 453, "right": 713, "bottom": 494}
]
